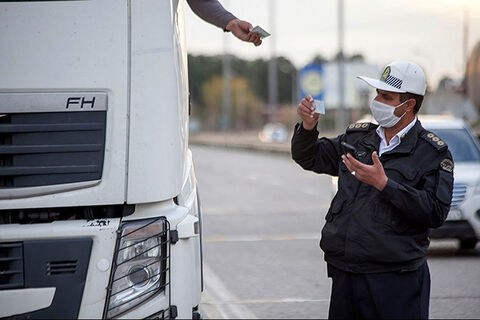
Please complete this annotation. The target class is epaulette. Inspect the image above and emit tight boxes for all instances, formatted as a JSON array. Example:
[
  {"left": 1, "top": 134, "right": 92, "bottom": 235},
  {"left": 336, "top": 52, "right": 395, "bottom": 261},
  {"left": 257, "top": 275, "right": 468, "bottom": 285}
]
[
  {"left": 420, "top": 131, "right": 448, "bottom": 151},
  {"left": 346, "top": 122, "right": 374, "bottom": 133}
]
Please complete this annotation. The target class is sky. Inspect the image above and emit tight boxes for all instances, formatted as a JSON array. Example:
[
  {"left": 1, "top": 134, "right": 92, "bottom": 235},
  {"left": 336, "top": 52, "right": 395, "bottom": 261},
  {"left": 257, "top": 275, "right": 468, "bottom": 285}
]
[{"left": 184, "top": 0, "right": 480, "bottom": 90}]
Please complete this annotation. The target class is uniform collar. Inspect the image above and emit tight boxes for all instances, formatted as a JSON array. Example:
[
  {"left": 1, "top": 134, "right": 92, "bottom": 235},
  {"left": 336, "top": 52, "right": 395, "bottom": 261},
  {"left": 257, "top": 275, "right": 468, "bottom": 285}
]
[
  {"left": 376, "top": 117, "right": 417, "bottom": 147},
  {"left": 357, "top": 118, "right": 424, "bottom": 157},
  {"left": 380, "top": 118, "right": 424, "bottom": 156}
]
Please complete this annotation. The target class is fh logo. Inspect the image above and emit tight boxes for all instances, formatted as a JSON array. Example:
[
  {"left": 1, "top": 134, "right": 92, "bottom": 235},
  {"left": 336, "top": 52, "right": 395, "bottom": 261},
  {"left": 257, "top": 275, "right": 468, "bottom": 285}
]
[{"left": 66, "top": 97, "right": 96, "bottom": 109}]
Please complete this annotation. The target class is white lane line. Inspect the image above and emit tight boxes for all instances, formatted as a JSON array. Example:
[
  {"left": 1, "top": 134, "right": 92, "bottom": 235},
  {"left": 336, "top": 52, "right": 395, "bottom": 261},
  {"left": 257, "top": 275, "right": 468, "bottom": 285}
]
[
  {"left": 203, "top": 297, "right": 330, "bottom": 305},
  {"left": 202, "top": 206, "right": 330, "bottom": 216},
  {"left": 431, "top": 296, "right": 480, "bottom": 300},
  {"left": 269, "top": 180, "right": 283, "bottom": 186},
  {"left": 205, "top": 233, "right": 319, "bottom": 243},
  {"left": 202, "top": 263, "right": 257, "bottom": 319},
  {"left": 199, "top": 287, "right": 226, "bottom": 319},
  {"left": 302, "top": 189, "right": 319, "bottom": 196}
]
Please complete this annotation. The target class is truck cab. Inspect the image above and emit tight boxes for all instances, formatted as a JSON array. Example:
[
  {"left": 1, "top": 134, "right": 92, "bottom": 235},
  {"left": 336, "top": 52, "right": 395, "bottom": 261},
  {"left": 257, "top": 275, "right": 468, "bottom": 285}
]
[{"left": 0, "top": 0, "right": 202, "bottom": 318}]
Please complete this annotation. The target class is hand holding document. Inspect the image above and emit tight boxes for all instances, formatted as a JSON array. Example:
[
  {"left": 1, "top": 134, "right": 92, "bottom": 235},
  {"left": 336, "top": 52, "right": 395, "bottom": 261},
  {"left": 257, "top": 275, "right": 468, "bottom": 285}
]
[
  {"left": 250, "top": 26, "right": 271, "bottom": 39},
  {"left": 312, "top": 100, "right": 325, "bottom": 115}
]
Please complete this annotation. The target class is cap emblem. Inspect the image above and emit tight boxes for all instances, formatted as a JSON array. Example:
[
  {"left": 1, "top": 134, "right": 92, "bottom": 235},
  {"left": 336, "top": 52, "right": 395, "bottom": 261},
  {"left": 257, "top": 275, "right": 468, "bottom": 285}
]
[
  {"left": 381, "top": 67, "right": 391, "bottom": 81},
  {"left": 380, "top": 66, "right": 403, "bottom": 89}
]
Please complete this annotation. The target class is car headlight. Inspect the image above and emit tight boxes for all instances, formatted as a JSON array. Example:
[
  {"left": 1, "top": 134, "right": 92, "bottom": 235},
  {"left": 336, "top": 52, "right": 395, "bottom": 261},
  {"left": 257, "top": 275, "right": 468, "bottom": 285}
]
[
  {"left": 474, "top": 180, "right": 480, "bottom": 195},
  {"left": 104, "top": 218, "right": 168, "bottom": 319}
]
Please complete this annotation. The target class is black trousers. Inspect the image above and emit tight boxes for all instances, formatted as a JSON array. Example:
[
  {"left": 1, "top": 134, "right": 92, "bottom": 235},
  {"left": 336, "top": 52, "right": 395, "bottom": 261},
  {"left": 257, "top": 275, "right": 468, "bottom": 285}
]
[{"left": 327, "top": 263, "right": 430, "bottom": 320}]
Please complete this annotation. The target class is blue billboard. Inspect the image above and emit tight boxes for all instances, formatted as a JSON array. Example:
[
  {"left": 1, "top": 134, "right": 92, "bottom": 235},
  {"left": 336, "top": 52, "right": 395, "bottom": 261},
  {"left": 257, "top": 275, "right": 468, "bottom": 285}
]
[{"left": 298, "top": 64, "right": 324, "bottom": 102}]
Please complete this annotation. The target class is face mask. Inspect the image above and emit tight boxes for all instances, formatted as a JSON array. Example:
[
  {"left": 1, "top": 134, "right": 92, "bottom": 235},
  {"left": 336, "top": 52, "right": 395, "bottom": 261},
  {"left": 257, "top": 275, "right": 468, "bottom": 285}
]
[{"left": 370, "top": 100, "right": 407, "bottom": 128}]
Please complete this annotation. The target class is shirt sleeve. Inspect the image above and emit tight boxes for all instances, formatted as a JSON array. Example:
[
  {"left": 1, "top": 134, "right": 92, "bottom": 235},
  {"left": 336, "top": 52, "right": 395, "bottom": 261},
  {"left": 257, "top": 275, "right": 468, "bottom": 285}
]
[
  {"left": 186, "top": 0, "right": 237, "bottom": 30},
  {"left": 291, "top": 122, "right": 343, "bottom": 176},
  {"left": 380, "top": 151, "right": 454, "bottom": 228}
]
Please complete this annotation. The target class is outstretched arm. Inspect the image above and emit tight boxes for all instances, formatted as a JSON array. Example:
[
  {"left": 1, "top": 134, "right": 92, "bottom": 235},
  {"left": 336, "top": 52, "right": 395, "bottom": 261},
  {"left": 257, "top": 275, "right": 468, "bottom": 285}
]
[
  {"left": 186, "top": 0, "right": 262, "bottom": 46},
  {"left": 187, "top": 0, "right": 236, "bottom": 30}
]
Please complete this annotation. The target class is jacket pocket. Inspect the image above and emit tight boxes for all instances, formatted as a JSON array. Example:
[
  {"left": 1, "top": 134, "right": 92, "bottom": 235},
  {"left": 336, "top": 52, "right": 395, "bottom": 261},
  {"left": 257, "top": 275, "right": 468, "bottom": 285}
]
[
  {"left": 384, "top": 163, "right": 419, "bottom": 183},
  {"left": 373, "top": 200, "right": 410, "bottom": 234},
  {"left": 325, "top": 194, "right": 346, "bottom": 222}
]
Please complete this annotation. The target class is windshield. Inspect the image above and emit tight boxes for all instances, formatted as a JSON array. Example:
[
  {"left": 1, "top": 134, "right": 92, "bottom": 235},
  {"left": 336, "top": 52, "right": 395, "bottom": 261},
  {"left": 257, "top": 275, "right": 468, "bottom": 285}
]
[{"left": 428, "top": 128, "right": 480, "bottom": 163}]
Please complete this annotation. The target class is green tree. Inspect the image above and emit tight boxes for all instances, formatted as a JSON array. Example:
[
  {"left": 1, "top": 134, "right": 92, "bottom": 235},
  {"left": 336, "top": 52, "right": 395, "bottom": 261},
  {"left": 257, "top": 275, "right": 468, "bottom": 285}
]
[
  {"left": 310, "top": 54, "right": 328, "bottom": 65},
  {"left": 200, "top": 75, "right": 262, "bottom": 130},
  {"left": 188, "top": 55, "right": 222, "bottom": 109},
  {"left": 189, "top": 54, "right": 298, "bottom": 108}
]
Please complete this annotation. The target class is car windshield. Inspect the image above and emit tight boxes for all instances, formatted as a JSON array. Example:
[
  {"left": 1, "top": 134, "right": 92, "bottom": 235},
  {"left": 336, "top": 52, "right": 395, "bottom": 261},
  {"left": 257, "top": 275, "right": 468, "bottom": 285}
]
[{"left": 428, "top": 128, "right": 480, "bottom": 163}]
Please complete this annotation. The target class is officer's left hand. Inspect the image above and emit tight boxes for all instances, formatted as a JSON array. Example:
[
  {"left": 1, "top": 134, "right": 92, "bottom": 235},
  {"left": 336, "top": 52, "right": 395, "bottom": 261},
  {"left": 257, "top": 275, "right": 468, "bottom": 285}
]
[{"left": 342, "top": 151, "right": 388, "bottom": 191}]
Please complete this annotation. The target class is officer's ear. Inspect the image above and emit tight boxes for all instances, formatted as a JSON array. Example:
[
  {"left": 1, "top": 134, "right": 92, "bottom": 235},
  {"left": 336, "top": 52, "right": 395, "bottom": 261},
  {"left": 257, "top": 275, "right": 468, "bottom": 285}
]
[{"left": 405, "top": 98, "right": 416, "bottom": 114}]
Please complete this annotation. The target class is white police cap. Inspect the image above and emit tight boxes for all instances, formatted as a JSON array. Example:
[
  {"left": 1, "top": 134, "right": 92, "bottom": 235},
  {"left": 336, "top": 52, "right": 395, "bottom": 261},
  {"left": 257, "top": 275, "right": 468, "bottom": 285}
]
[{"left": 357, "top": 61, "right": 426, "bottom": 96}]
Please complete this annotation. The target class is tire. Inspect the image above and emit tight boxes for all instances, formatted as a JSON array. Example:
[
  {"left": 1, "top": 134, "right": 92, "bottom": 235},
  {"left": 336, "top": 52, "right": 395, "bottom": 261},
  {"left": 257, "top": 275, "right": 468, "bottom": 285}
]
[{"left": 460, "top": 238, "right": 478, "bottom": 250}]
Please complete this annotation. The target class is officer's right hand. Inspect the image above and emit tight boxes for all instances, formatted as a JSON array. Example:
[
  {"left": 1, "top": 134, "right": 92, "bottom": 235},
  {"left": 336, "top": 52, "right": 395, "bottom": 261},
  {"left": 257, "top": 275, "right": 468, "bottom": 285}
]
[{"left": 297, "top": 95, "right": 319, "bottom": 130}]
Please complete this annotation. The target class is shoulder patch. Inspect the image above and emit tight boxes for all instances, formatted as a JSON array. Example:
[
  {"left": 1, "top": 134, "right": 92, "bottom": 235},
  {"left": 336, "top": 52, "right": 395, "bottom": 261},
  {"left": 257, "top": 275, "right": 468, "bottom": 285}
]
[
  {"left": 346, "top": 122, "right": 373, "bottom": 133},
  {"left": 420, "top": 131, "right": 447, "bottom": 151},
  {"left": 440, "top": 159, "right": 454, "bottom": 173}
]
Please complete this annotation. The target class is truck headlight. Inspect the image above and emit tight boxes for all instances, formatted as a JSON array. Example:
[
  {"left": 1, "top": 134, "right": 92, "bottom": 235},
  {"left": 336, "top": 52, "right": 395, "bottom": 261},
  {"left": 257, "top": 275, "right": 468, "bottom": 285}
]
[{"left": 104, "top": 218, "right": 169, "bottom": 319}]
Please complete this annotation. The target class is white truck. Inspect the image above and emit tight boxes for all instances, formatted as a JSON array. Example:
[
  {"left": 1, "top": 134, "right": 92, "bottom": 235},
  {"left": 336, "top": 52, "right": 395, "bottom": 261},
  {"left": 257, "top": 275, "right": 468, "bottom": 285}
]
[{"left": 0, "top": 0, "right": 203, "bottom": 318}]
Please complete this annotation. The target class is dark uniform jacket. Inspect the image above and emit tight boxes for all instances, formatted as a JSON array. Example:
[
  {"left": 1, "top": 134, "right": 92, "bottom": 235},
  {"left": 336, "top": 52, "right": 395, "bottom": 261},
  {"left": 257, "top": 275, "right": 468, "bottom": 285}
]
[{"left": 291, "top": 120, "right": 454, "bottom": 273}]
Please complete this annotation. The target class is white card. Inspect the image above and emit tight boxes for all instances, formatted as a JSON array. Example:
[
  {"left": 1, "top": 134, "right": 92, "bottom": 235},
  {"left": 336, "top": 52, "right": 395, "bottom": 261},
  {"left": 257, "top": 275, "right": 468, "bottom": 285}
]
[
  {"left": 250, "top": 26, "right": 271, "bottom": 39},
  {"left": 313, "top": 100, "right": 325, "bottom": 114}
]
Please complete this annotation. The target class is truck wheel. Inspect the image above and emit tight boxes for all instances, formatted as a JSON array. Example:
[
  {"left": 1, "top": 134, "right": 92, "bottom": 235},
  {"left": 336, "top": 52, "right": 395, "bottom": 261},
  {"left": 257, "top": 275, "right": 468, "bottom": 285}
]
[{"left": 460, "top": 238, "right": 478, "bottom": 250}]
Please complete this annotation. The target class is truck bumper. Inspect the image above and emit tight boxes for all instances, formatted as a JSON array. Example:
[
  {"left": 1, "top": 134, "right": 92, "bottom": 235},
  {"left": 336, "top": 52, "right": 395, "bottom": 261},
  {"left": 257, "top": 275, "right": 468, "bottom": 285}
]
[{"left": 0, "top": 200, "right": 202, "bottom": 319}]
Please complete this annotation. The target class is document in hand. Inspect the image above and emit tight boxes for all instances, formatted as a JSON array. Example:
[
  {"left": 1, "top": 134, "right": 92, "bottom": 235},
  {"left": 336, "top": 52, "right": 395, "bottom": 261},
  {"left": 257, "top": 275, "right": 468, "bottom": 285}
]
[
  {"left": 313, "top": 100, "right": 325, "bottom": 114},
  {"left": 250, "top": 26, "right": 271, "bottom": 39}
]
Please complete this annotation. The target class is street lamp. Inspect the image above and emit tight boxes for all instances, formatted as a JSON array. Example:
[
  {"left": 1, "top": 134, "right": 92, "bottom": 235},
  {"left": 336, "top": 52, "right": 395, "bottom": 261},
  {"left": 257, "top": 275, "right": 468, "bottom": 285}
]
[{"left": 278, "top": 61, "right": 298, "bottom": 107}]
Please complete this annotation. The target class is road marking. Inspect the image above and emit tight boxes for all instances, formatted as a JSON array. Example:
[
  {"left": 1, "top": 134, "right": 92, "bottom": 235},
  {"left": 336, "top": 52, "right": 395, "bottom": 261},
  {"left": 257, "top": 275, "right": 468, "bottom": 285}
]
[
  {"left": 269, "top": 180, "right": 283, "bottom": 186},
  {"left": 201, "top": 263, "right": 257, "bottom": 319},
  {"left": 199, "top": 288, "right": 226, "bottom": 319},
  {"left": 203, "top": 297, "right": 330, "bottom": 305},
  {"left": 205, "top": 233, "right": 319, "bottom": 243},
  {"left": 302, "top": 189, "right": 320, "bottom": 196},
  {"left": 431, "top": 296, "right": 480, "bottom": 299},
  {"left": 202, "top": 207, "right": 330, "bottom": 216}
]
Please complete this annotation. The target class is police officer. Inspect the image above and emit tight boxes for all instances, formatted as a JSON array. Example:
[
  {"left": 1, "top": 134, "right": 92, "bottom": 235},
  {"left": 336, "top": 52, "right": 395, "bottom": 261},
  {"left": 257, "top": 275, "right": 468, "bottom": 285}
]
[{"left": 291, "top": 61, "right": 454, "bottom": 319}]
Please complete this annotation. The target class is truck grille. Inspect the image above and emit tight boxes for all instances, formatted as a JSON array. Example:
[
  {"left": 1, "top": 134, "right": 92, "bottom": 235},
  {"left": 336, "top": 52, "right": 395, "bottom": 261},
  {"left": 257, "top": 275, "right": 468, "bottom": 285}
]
[
  {"left": 0, "top": 242, "right": 24, "bottom": 290},
  {"left": 0, "top": 111, "right": 106, "bottom": 188},
  {"left": 47, "top": 260, "right": 78, "bottom": 275},
  {"left": 451, "top": 183, "right": 468, "bottom": 207}
]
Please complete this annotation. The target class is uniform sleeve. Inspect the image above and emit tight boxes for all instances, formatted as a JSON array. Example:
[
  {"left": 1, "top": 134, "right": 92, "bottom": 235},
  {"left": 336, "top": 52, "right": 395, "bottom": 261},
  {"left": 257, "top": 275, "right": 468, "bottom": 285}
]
[
  {"left": 186, "top": 0, "right": 237, "bottom": 30},
  {"left": 380, "top": 151, "right": 454, "bottom": 228},
  {"left": 291, "top": 122, "right": 343, "bottom": 176}
]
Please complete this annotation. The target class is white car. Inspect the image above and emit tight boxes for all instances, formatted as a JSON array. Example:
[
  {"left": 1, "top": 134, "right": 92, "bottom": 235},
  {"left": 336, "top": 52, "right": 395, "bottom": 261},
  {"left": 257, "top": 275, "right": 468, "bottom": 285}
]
[
  {"left": 259, "top": 123, "right": 289, "bottom": 143},
  {"left": 331, "top": 115, "right": 480, "bottom": 249},
  {"left": 422, "top": 116, "right": 480, "bottom": 249}
]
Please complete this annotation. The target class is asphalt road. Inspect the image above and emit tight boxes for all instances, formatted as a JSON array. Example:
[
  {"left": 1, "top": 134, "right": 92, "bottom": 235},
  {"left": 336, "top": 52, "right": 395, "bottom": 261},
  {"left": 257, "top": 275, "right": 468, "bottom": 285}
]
[{"left": 192, "top": 145, "right": 480, "bottom": 319}]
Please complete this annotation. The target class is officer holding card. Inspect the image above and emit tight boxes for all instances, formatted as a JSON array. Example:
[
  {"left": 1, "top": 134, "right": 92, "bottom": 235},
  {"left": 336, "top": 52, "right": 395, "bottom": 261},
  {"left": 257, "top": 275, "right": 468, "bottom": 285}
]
[{"left": 292, "top": 61, "right": 454, "bottom": 319}]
